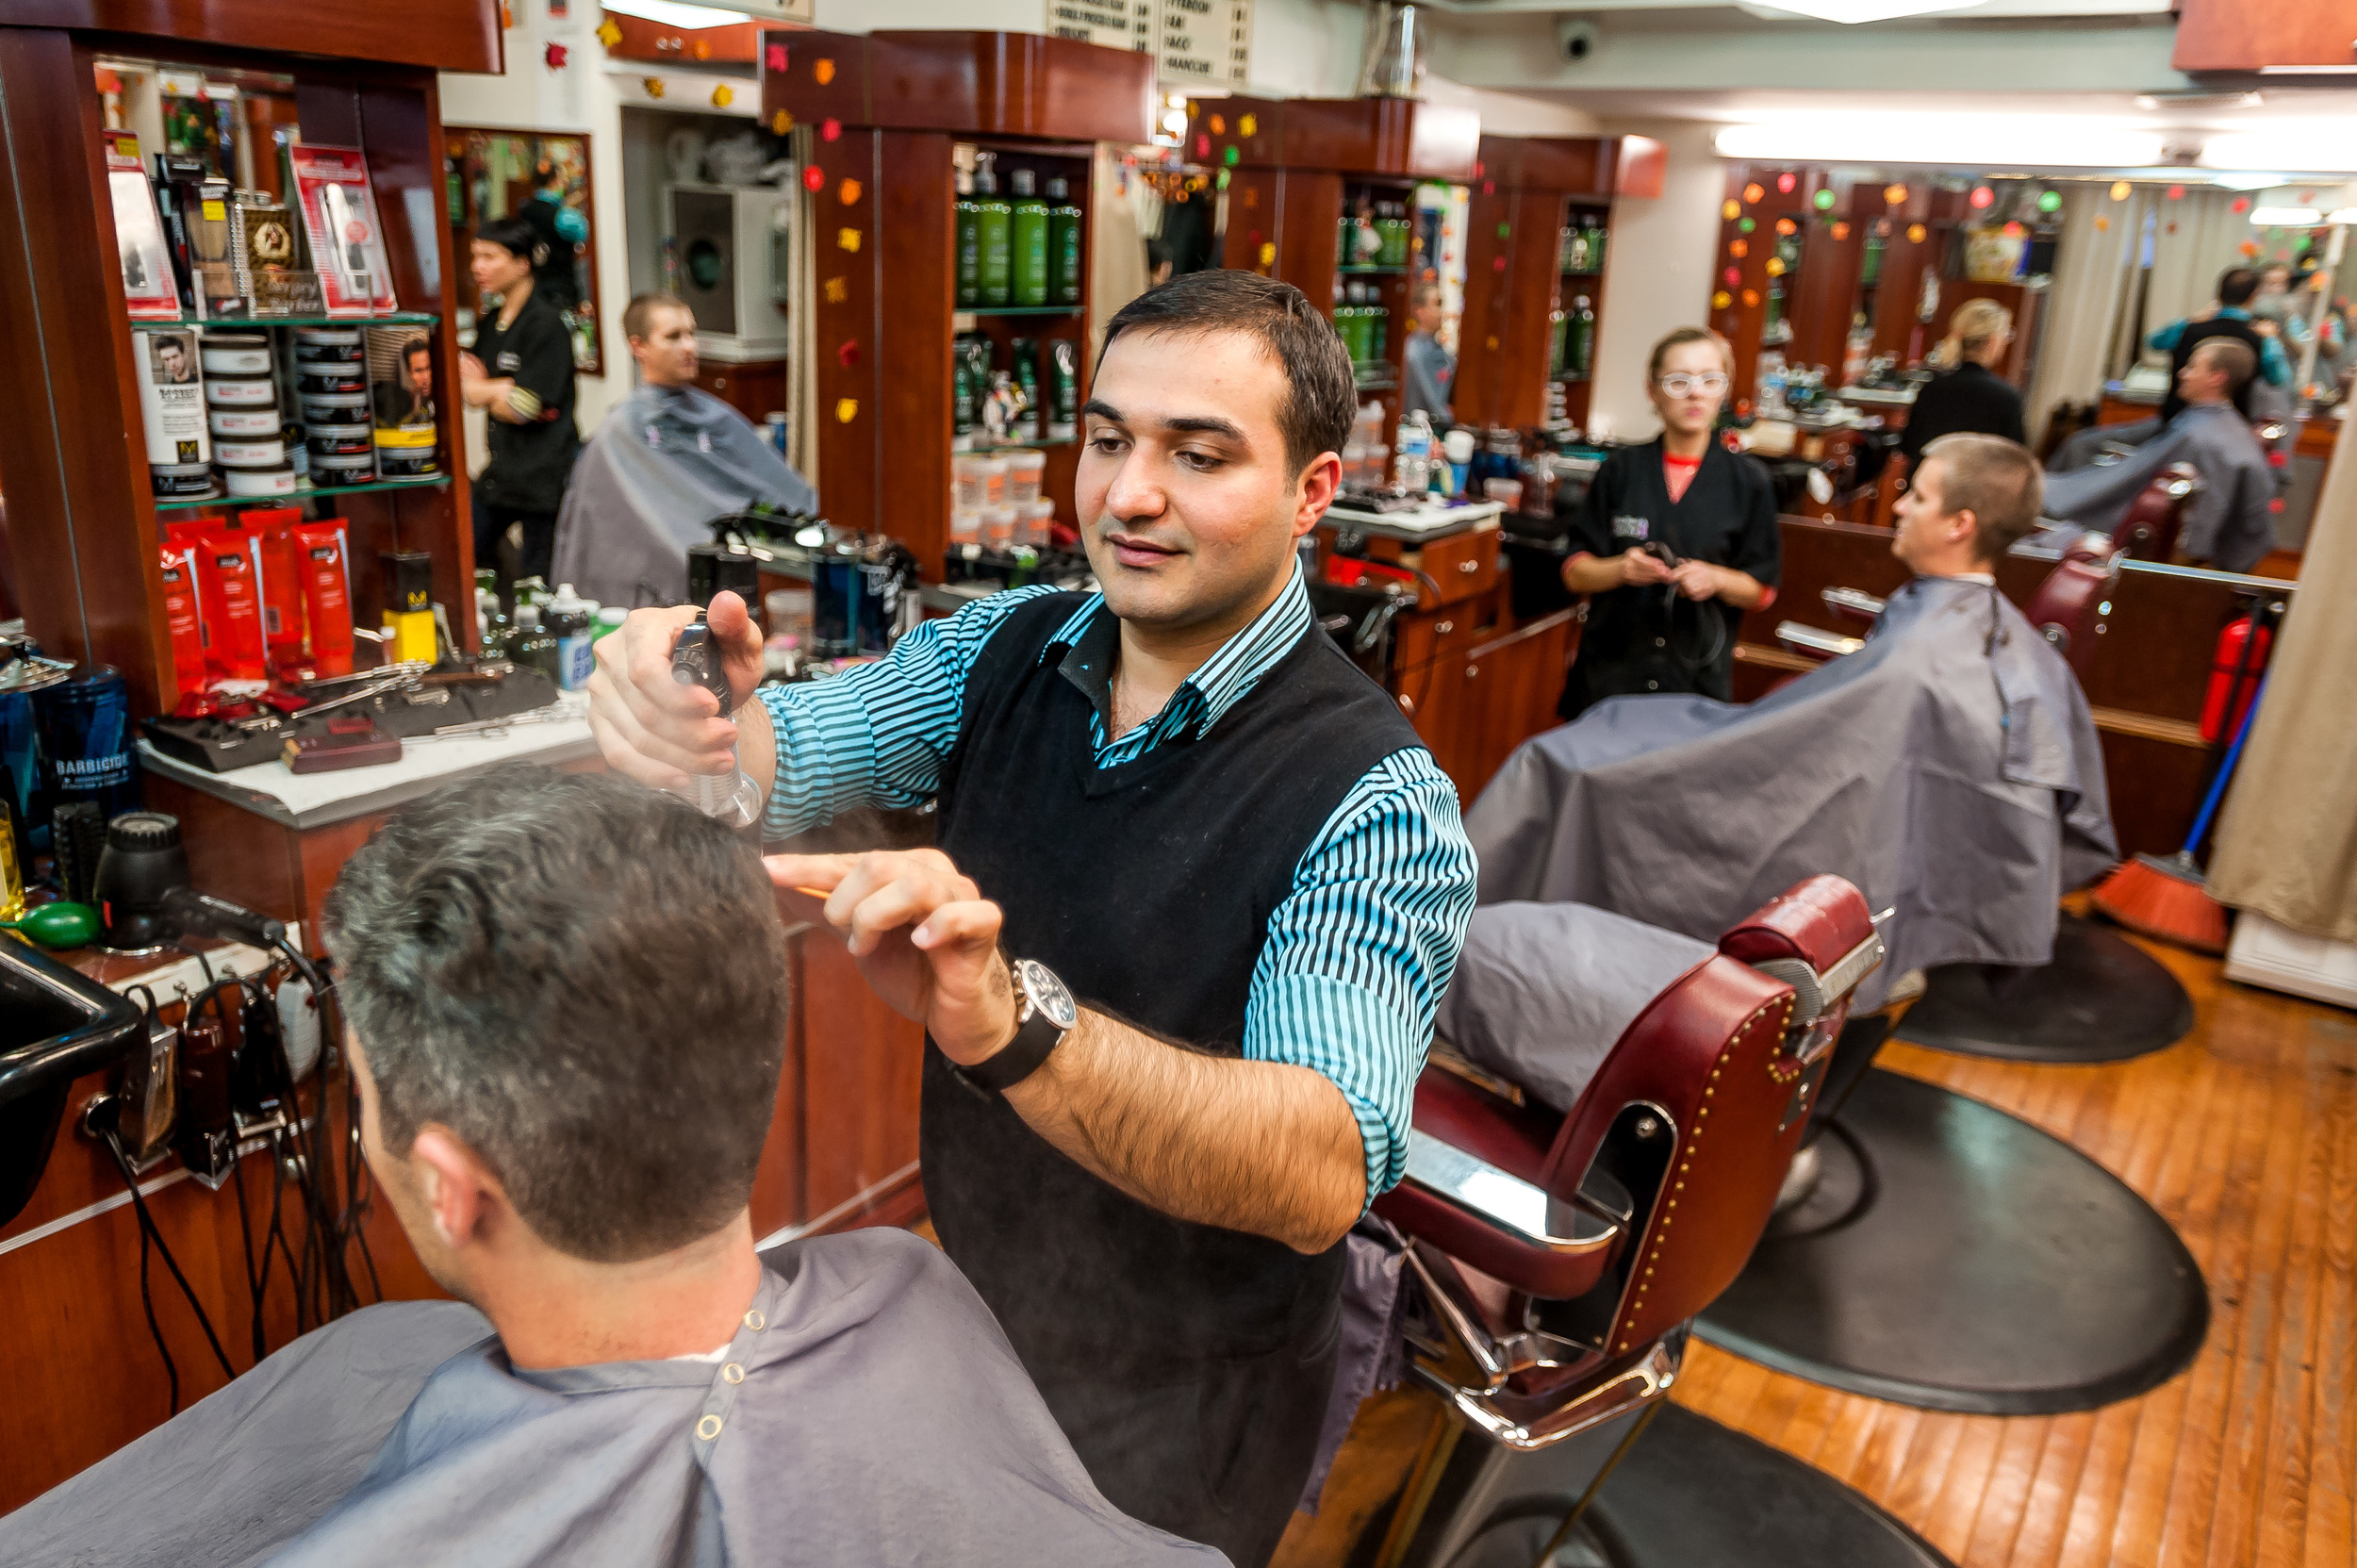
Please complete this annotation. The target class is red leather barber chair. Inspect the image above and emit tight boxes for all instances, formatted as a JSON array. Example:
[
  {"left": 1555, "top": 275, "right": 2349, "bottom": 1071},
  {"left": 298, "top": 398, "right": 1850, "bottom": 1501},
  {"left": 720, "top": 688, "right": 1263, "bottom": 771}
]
[
  {"left": 1366, "top": 878, "right": 1898, "bottom": 1567},
  {"left": 2019, "top": 533, "right": 2123, "bottom": 679},
  {"left": 2109, "top": 464, "right": 2199, "bottom": 563}
]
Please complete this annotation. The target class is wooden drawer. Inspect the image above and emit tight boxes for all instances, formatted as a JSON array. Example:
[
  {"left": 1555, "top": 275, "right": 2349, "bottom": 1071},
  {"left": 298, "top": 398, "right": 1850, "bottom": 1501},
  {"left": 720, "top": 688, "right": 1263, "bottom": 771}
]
[
  {"left": 1408, "top": 524, "right": 1501, "bottom": 607},
  {"left": 696, "top": 358, "right": 791, "bottom": 423},
  {"left": 1391, "top": 601, "right": 1483, "bottom": 675}
]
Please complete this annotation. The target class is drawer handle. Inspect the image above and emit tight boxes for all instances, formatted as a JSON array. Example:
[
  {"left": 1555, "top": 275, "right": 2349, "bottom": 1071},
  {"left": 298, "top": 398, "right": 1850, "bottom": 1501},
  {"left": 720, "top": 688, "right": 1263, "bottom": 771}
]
[
  {"left": 1459, "top": 559, "right": 1479, "bottom": 574},
  {"left": 1436, "top": 619, "right": 1454, "bottom": 635},
  {"left": 713, "top": 377, "right": 728, "bottom": 388},
  {"left": 1464, "top": 664, "right": 1478, "bottom": 679}
]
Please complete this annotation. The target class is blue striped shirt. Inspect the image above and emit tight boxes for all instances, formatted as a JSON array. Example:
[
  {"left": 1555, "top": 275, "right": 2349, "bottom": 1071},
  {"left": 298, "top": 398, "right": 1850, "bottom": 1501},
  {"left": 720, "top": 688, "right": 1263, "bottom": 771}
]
[{"left": 755, "top": 566, "right": 1477, "bottom": 1204}]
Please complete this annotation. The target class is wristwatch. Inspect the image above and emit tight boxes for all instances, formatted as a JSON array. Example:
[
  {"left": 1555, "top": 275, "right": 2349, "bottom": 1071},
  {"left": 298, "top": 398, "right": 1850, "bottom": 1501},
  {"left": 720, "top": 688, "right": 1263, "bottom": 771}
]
[{"left": 951, "top": 959, "right": 1078, "bottom": 1097}]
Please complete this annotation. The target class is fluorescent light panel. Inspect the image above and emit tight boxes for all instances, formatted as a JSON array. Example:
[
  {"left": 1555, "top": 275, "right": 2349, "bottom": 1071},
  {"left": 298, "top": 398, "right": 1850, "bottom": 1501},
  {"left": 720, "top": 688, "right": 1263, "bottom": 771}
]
[
  {"left": 2201, "top": 128, "right": 2357, "bottom": 173},
  {"left": 1713, "top": 118, "right": 2167, "bottom": 169},
  {"left": 2250, "top": 206, "right": 2322, "bottom": 226},
  {"left": 601, "top": 0, "right": 750, "bottom": 28},
  {"left": 1749, "top": 0, "right": 1987, "bottom": 20}
]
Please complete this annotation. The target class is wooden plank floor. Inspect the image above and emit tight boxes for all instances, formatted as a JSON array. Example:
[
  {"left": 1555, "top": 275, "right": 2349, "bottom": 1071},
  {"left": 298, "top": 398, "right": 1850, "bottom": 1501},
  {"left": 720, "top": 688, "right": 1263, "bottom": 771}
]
[{"left": 1275, "top": 936, "right": 2357, "bottom": 1568}]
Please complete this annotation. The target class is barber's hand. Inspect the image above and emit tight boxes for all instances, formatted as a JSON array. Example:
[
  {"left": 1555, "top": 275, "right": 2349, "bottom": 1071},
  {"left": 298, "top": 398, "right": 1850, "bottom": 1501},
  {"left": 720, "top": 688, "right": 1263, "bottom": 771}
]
[
  {"left": 585, "top": 590, "right": 764, "bottom": 790},
  {"left": 766, "top": 850, "right": 1018, "bottom": 1066},
  {"left": 1620, "top": 549, "right": 1673, "bottom": 587},
  {"left": 1670, "top": 560, "right": 1724, "bottom": 601},
  {"left": 459, "top": 351, "right": 487, "bottom": 379}
]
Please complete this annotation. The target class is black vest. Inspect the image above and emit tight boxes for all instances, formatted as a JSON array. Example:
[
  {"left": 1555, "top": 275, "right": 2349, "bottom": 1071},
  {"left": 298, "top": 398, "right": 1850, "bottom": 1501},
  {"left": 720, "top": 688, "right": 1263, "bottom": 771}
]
[
  {"left": 2161, "top": 315, "right": 2263, "bottom": 424},
  {"left": 927, "top": 593, "right": 1423, "bottom": 1370}
]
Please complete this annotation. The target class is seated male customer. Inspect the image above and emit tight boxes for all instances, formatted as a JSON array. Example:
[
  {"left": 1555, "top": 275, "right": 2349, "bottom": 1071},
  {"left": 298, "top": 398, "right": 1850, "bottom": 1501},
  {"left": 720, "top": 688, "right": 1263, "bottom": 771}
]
[
  {"left": 0, "top": 766, "right": 1226, "bottom": 1568},
  {"left": 551, "top": 290, "right": 817, "bottom": 609},
  {"left": 1469, "top": 432, "right": 2113, "bottom": 1012},
  {"left": 2044, "top": 338, "right": 2277, "bottom": 572}
]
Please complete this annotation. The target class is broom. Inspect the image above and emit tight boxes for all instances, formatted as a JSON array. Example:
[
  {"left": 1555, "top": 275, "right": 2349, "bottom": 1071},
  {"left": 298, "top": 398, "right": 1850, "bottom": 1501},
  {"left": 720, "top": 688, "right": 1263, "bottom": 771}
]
[{"left": 2090, "top": 672, "right": 2268, "bottom": 954}]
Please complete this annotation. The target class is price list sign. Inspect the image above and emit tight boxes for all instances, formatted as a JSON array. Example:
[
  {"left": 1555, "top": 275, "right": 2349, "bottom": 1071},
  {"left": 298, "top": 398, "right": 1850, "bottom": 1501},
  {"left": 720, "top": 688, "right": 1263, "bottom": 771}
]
[{"left": 1046, "top": 0, "right": 1251, "bottom": 87}]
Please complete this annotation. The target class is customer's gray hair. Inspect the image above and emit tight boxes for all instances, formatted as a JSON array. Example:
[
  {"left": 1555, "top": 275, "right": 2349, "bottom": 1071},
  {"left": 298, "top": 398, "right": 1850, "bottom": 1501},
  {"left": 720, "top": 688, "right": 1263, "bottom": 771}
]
[{"left": 322, "top": 765, "right": 789, "bottom": 1263}]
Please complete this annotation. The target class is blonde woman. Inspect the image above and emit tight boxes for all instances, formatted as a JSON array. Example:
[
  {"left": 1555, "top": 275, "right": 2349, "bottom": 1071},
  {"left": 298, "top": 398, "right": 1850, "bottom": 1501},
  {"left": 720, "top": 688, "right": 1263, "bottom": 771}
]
[{"left": 1898, "top": 298, "right": 2024, "bottom": 470}]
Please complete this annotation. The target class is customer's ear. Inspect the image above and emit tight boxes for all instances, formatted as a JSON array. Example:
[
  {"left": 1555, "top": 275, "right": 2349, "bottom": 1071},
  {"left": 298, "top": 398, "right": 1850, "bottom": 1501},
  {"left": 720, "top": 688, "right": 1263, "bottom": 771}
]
[{"left": 408, "top": 1125, "right": 502, "bottom": 1250}]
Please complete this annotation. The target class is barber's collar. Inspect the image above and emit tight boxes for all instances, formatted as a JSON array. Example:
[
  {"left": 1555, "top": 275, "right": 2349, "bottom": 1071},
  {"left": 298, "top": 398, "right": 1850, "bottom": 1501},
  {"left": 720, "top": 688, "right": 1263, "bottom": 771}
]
[
  {"left": 1947, "top": 571, "right": 1997, "bottom": 585},
  {"left": 1046, "top": 561, "right": 1315, "bottom": 742}
]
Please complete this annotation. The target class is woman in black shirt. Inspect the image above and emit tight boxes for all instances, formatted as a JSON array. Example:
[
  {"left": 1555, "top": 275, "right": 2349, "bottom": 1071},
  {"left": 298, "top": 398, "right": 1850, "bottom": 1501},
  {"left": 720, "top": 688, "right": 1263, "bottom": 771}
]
[
  {"left": 462, "top": 215, "right": 581, "bottom": 587},
  {"left": 1896, "top": 299, "right": 2024, "bottom": 471},
  {"left": 1556, "top": 327, "right": 1780, "bottom": 719}
]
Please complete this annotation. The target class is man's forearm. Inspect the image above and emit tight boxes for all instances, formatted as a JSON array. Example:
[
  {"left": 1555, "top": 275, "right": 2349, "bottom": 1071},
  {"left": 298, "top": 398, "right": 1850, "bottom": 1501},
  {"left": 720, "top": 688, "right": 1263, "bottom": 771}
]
[{"left": 1004, "top": 1010, "right": 1366, "bottom": 1254}]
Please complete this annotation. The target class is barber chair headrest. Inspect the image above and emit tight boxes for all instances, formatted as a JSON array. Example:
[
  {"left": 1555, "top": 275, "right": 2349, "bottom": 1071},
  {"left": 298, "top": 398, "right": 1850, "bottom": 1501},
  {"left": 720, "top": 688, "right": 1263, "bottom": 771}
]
[
  {"left": 2114, "top": 463, "right": 2200, "bottom": 563},
  {"left": 2024, "top": 542, "right": 2122, "bottom": 676}
]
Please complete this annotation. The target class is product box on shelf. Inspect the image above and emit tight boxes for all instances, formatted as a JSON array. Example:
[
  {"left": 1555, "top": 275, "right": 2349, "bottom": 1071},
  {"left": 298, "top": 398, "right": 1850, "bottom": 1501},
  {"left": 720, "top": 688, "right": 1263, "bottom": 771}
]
[
  {"left": 102, "top": 129, "right": 180, "bottom": 322},
  {"left": 289, "top": 144, "right": 400, "bottom": 316},
  {"left": 366, "top": 324, "right": 440, "bottom": 478}
]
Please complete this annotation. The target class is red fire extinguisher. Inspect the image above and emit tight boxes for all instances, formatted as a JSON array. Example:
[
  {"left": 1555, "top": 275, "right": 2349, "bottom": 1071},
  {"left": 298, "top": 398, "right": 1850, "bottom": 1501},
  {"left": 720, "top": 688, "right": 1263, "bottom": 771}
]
[{"left": 2200, "top": 613, "right": 2272, "bottom": 744}]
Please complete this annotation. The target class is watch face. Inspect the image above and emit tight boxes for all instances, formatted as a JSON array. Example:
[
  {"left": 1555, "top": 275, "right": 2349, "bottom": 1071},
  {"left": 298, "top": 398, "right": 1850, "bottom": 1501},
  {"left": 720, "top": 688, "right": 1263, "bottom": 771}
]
[{"left": 1016, "top": 959, "right": 1079, "bottom": 1031}]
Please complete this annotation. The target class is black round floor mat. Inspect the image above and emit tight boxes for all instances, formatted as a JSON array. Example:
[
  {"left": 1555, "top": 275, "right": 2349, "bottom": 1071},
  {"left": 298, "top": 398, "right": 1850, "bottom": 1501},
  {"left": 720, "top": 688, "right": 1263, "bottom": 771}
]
[
  {"left": 1892, "top": 914, "right": 2194, "bottom": 1064},
  {"left": 1440, "top": 1406, "right": 1953, "bottom": 1568},
  {"left": 1695, "top": 1069, "right": 2208, "bottom": 1415}
]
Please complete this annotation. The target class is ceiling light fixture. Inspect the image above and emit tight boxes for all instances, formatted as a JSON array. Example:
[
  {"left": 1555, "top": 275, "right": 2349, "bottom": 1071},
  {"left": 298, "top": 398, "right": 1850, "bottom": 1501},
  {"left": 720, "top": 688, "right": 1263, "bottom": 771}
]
[
  {"left": 601, "top": 0, "right": 751, "bottom": 29},
  {"left": 1713, "top": 118, "right": 2167, "bottom": 169},
  {"left": 2201, "top": 128, "right": 2357, "bottom": 173},
  {"left": 2249, "top": 206, "right": 2322, "bottom": 226},
  {"left": 1746, "top": 0, "right": 1986, "bottom": 20}
]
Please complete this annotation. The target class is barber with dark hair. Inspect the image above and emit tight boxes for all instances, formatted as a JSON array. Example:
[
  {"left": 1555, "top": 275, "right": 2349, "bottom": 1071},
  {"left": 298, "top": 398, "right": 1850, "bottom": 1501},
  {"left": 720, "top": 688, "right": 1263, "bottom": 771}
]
[
  {"left": 589, "top": 271, "right": 1477, "bottom": 1567},
  {"left": 463, "top": 214, "right": 580, "bottom": 586},
  {"left": 2147, "top": 265, "right": 2292, "bottom": 424}
]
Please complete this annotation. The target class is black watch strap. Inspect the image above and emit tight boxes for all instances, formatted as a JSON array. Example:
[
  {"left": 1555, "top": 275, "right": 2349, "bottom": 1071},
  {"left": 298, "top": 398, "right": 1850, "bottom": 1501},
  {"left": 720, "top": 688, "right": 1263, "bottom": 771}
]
[{"left": 954, "top": 1006, "right": 1065, "bottom": 1096}]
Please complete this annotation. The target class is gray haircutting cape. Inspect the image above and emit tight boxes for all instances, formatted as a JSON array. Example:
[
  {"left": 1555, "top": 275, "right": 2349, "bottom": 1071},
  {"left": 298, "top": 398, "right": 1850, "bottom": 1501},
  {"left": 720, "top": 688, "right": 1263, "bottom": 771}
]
[
  {"left": 549, "top": 382, "right": 816, "bottom": 609},
  {"left": 0, "top": 1229, "right": 1227, "bottom": 1568},
  {"left": 1464, "top": 575, "right": 2117, "bottom": 1010}
]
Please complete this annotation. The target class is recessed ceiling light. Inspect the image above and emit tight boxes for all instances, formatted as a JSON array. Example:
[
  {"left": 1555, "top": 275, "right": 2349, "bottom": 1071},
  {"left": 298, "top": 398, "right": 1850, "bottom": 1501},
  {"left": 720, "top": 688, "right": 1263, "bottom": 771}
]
[{"left": 1746, "top": 0, "right": 1987, "bottom": 22}]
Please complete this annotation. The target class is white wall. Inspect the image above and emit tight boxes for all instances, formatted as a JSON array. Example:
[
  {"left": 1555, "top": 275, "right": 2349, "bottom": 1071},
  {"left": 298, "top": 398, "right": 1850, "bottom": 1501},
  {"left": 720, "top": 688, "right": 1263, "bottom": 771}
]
[{"left": 1585, "top": 119, "right": 1722, "bottom": 443}]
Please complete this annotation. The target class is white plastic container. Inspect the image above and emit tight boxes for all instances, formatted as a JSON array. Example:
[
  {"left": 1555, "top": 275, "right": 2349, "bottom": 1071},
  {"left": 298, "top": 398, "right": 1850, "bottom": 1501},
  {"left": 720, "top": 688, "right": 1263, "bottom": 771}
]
[
  {"left": 1019, "top": 499, "right": 1056, "bottom": 549},
  {"left": 200, "top": 336, "right": 272, "bottom": 376},
  {"left": 979, "top": 455, "right": 1010, "bottom": 508},
  {"left": 952, "top": 454, "right": 988, "bottom": 512},
  {"left": 949, "top": 508, "right": 982, "bottom": 544},
  {"left": 982, "top": 503, "right": 1018, "bottom": 550},
  {"left": 213, "top": 437, "right": 287, "bottom": 470},
  {"left": 209, "top": 406, "right": 279, "bottom": 438},
  {"left": 1003, "top": 449, "right": 1046, "bottom": 506},
  {"left": 206, "top": 374, "right": 277, "bottom": 407},
  {"left": 223, "top": 462, "right": 297, "bottom": 497}
]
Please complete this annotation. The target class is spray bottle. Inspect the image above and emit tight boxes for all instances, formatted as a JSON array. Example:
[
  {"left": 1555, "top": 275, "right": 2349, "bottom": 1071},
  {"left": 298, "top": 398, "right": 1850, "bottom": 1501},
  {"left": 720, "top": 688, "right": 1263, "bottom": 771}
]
[{"left": 669, "top": 612, "right": 762, "bottom": 831}]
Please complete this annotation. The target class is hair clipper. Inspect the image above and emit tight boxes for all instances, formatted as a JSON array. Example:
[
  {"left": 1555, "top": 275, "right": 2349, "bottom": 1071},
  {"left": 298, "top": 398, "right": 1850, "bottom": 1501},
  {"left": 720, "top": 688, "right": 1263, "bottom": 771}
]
[{"left": 670, "top": 612, "right": 763, "bottom": 831}]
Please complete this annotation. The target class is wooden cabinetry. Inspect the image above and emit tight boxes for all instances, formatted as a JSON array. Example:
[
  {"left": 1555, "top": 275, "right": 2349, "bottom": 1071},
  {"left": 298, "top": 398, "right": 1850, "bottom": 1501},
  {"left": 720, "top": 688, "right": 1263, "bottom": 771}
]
[
  {"left": 1194, "top": 96, "right": 1479, "bottom": 439},
  {"left": 2172, "top": 0, "right": 2357, "bottom": 71},
  {"left": 0, "top": 19, "right": 486, "bottom": 718},
  {"left": 762, "top": 29, "right": 1151, "bottom": 575},
  {"left": 1455, "top": 133, "right": 1662, "bottom": 434},
  {"left": 696, "top": 356, "right": 791, "bottom": 423}
]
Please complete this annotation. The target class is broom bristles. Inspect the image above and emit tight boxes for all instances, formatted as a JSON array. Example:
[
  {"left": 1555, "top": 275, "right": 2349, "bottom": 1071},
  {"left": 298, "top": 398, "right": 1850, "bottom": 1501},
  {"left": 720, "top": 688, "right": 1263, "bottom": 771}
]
[{"left": 2092, "top": 855, "right": 2230, "bottom": 954}]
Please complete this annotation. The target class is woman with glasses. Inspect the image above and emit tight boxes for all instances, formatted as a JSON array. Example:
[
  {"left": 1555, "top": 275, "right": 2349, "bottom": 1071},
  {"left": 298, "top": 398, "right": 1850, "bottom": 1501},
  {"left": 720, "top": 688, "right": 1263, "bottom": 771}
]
[{"left": 1555, "top": 326, "right": 1779, "bottom": 720}]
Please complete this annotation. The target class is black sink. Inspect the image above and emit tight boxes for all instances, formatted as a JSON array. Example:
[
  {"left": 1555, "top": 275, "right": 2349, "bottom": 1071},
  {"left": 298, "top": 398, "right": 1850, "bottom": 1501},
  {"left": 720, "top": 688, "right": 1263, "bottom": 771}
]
[{"left": 0, "top": 939, "right": 146, "bottom": 1228}]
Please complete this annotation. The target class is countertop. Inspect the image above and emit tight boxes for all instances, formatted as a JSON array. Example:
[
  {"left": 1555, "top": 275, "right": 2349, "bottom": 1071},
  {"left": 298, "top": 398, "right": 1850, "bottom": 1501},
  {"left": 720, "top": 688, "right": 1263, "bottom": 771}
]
[
  {"left": 1327, "top": 498, "right": 1506, "bottom": 542},
  {"left": 137, "top": 691, "right": 599, "bottom": 832}
]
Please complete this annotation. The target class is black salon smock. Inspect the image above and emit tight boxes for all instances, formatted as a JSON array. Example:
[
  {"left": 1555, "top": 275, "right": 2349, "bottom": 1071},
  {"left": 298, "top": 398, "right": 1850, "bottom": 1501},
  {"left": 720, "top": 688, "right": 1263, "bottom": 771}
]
[
  {"left": 1897, "top": 361, "right": 2025, "bottom": 470},
  {"left": 470, "top": 289, "right": 580, "bottom": 513},
  {"left": 1556, "top": 438, "right": 1779, "bottom": 720}
]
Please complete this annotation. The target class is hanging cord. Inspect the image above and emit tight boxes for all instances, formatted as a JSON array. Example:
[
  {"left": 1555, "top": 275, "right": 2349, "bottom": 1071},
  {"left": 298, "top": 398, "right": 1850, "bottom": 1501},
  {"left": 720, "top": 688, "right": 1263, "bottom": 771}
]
[
  {"left": 101, "top": 1126, "right": 239, "bottom": 1405},
  {"left": 1637, "top": 541, "right": 1729, "bottom": 674}
]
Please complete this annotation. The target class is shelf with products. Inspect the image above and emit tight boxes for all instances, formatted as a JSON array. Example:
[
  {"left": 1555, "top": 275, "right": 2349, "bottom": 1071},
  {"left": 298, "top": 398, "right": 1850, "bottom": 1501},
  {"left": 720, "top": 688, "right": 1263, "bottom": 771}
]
[
  {"left": 134, "top": 312, "right": 441, "bottom": 330},
  {"left": 768, "top": 28, "right": 1152, "bottom": 576},
  {"left": 1452, "top": 133, "right": 1662, "bottom": 434},
  {"left": 153, "top": 476, "right": 452, "bottom": 511},
  {"left": 1338, "top": 264, "right": 1407, "bottom": 276},
  {"left": 5, "top": 34, "right": 480, "bottom": 725}
]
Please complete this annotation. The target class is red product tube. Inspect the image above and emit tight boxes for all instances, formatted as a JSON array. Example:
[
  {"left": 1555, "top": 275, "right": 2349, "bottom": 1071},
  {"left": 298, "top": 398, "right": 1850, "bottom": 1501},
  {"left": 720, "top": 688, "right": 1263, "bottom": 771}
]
[
  {"left": 158, "top": 543, "right": 207, "bottom": 694},
  {"left": 196, "top": 520, "right": 269, "bottom": 682},
  {"left": 291, "top": 520, "right": 354, "bottom": 677},
  {"left": 248, "top": 507, "right": 307, "bottom": 671}
]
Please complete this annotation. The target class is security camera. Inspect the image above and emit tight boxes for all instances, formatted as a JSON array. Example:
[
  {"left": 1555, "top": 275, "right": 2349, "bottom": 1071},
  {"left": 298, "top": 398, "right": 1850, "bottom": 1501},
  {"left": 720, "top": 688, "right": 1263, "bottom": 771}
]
[{"left": 1556, "top": 18, "right": 1600, "bottom": 63}]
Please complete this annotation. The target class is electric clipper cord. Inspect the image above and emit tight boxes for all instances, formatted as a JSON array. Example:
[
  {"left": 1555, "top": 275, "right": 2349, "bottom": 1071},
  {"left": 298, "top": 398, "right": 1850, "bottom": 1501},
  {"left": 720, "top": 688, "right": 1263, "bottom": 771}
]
[{"left": 670, "top": 612, "right": 763, "bottom": 830}]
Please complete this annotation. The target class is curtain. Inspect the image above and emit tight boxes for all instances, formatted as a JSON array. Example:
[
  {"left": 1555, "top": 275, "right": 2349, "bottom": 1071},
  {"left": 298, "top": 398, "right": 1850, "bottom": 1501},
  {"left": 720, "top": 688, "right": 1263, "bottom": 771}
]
[
  {"left": 2208, "top": 432, "right": 2357, "bottom": 938},
  {"left": 2023, "top": 184, "right": 2134, "bottom": 445}
]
